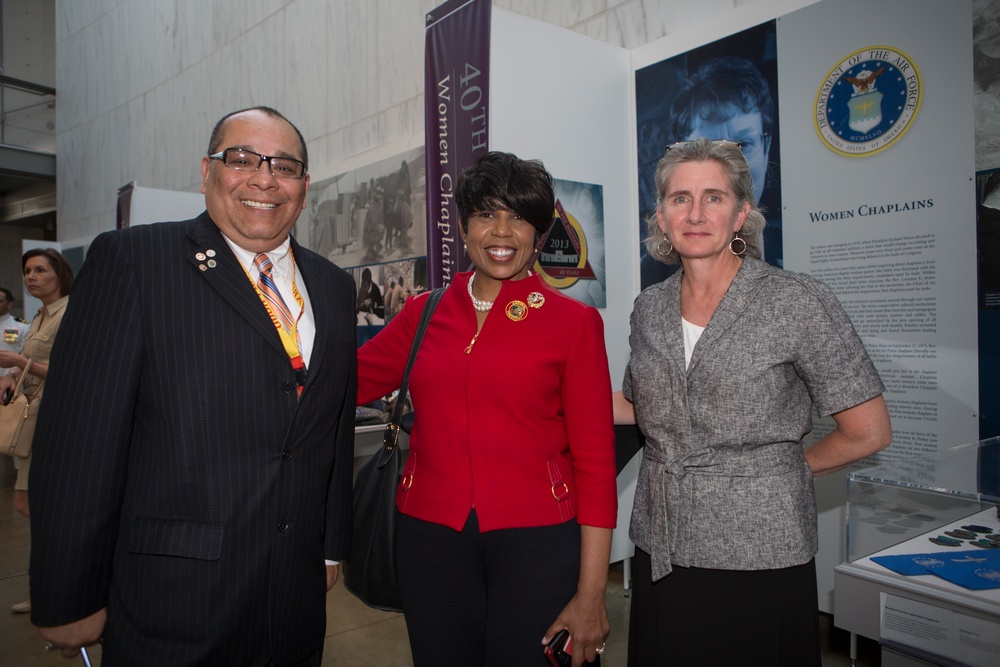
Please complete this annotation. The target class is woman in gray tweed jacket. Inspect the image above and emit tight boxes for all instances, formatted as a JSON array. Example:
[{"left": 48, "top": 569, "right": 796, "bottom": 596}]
[{"left": 615, "top": 138, "right": 891, "bottom": 666}]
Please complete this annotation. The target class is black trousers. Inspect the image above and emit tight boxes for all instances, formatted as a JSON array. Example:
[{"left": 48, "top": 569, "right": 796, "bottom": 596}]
[
  {"left": 396, "top": 510, "right": 581, "bottom": 667},
  {"left": 627, "top": 548, "right": 821, "bottom": 667}
]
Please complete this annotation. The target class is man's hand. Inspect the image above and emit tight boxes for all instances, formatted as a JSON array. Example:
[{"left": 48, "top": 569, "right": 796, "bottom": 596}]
[
  {"left": 38, "top": 607, "right": 106, "bottom": 659},
  {"left": 0, "top": 350, "right": 24, "bottom": 370},
  {"left": 326, "top": 563, "right": 339, "bottom": 591}
]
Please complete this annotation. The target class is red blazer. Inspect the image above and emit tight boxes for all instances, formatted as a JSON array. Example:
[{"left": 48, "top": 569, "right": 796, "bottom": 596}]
[{"left": 358, "top": 272, "right": 617, "bottom": 532}]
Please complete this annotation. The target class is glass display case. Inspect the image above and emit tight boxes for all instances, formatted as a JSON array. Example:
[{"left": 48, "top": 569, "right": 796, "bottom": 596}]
[
  {"left": 834, "top": 437, "right": 1000, "bottom": 667},
  {"left": 845, "top": 437, "right": 1000, "bottom": 563}
]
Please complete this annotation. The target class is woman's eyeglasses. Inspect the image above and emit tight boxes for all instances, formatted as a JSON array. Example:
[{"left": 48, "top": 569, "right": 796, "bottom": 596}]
[
  {"left": 665, "top": 139, "right": 744, "bottom": 152},
  {"left": 665, "top": 134, "right": 769, "bottom": 159}
]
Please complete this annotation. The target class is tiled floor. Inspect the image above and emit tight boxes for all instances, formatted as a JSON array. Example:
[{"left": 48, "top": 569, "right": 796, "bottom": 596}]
[{"left": 1, "top": 458, "right": 880, "bottom": 666}]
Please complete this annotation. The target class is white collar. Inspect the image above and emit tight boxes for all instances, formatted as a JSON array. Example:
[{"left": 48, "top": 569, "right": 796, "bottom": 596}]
[{"left": 221, "top": 234, "right": 293, "bottom": 278}]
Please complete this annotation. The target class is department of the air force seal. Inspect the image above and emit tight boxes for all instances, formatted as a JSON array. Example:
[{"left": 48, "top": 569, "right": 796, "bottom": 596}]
[{"left": 814, "top": 45, "right": 921, "bottom": 157}]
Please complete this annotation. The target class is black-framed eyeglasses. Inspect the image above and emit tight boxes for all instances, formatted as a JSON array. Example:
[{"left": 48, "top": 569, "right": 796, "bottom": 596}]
[{"left": 208, "top": 148, "right": 306, "bottom": 179}]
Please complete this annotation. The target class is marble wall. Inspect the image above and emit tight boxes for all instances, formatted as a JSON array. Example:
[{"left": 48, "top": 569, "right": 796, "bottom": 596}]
[{"left": 53, "top": 0, "right": 784, "bottom": 244}]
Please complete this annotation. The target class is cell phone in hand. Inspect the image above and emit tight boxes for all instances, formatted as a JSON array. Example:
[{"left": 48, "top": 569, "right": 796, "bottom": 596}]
[{"left": 544, "top": 629, "right": 572, "bottom": 666}]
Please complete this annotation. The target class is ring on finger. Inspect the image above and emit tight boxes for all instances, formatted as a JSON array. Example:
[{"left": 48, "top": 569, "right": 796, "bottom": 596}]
[
  {"left": 44, "top": 643, "right": 57, "bottom": 651},
  {"left": 596, "top": 642, "right": 606, "bottom": 655}
]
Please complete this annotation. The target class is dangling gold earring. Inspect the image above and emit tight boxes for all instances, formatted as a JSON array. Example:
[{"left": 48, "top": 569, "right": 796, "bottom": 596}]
[
  {"left": 657, "top": 238, "right": 673, "bottom": 256},
  {"left": 729, "top": 232, "right": 747, "bottom": 256}
]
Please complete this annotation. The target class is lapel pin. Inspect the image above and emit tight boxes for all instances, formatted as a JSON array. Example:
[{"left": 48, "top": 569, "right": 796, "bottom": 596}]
[
  {"left": 527, "top": 292, "right": 545, "bottom": 309},
  {"left": 207, "top": 259, "right": 217, "bottom": 268},
  {"left": 195, "top": 252, "right": 207, "bottom": 261},
  {"left": 206, "top": 249, "right": 217, "bottom": 258},
  {"left": 506, "top": 300, "right": 528, "bottom": 321},
  {"left": 198, "top": 264, "right": 208, "bottom": 272}
]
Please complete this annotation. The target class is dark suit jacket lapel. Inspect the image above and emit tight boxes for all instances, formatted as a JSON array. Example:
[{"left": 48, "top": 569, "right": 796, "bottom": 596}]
[
  {"left": 185, "top": 212, "right": 288, "bottom": 361},
  {"left": 292, "top": 237, "right": 328, "bottom": 395}
]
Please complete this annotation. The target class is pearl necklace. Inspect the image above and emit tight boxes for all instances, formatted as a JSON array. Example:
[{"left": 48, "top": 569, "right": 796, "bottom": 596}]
[{"left": 467, "top": 273, "right": 494, "bottom": 312}]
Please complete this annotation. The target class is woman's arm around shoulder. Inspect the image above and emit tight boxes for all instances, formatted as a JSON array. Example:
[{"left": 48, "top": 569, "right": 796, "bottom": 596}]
[{"left": 612, "top": 390, "right": 635, "bottom": 425}]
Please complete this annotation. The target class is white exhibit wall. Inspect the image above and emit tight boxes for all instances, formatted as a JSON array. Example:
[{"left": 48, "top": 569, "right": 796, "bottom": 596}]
[
  {"left": 128, "top": 186, "right": 206, "bottom": 228},
  {"left": 489, "top": 7, "right": 635, "bottom": 383}
]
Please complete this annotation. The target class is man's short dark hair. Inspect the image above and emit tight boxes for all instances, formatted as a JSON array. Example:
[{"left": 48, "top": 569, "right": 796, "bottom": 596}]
[
  {"left": 0, "top": 288, "right": 14, "bottom": 303},
  {"left": 207, "top": 106, "right": 309, "bottom": 172},
  {"left": 668, "top": 57, "right": 774, "bottom": 141}
]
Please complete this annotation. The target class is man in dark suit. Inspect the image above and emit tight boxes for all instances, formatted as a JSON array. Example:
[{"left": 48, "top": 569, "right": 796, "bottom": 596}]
[{"left": 28, "top": 107, "right": 357, "bottom": 666}]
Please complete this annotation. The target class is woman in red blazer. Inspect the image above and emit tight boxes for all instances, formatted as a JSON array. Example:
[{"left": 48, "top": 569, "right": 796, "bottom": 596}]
[{"left": 358, "top": 152, "right": 616, "bottom": 666}]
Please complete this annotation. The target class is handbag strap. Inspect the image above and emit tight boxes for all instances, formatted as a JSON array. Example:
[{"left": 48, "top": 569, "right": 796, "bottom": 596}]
[
  {"left": 13, "top": 359, "right": 33, "bottom": 395},
  {"left": 379, "top": 288, "right": 445, "bottom": 464}
]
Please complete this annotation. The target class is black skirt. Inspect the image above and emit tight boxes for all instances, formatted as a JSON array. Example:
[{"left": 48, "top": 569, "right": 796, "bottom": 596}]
[{"left": 627, "top": 548, "right": 821, "bottom": 667}]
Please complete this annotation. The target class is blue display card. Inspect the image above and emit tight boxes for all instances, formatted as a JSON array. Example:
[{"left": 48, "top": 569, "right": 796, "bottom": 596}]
[{"left": 872, "top": 549, "right": 1000, "bottom": 590}]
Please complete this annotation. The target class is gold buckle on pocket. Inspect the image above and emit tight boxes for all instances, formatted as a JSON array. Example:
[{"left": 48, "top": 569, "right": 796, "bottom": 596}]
[{"left": 551, "top": 482, "right": 570, "bottom": 502}]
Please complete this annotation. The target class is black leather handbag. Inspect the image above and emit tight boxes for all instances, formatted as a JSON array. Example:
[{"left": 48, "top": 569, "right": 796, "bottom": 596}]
[{"left": 343, "top": 288, "right": 444, "bottom": 612}]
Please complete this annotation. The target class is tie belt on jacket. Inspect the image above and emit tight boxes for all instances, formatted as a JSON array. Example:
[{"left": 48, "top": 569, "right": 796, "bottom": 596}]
[{"left": 640, "top": 442, "right": 802, "bottom": 581}]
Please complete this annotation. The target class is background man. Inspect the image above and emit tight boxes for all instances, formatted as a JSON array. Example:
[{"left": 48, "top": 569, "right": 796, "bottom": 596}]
[
  {"left": 28, "top": 107, "right": 357, "bottom": 666},
  {"left": 0, "top": 287, "right": 30, "bottom": 376}
]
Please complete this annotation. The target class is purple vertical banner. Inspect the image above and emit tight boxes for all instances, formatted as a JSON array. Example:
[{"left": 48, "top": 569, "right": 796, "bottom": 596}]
[{"left": 424, "top": 0, "right": 491, "bottom": 289}]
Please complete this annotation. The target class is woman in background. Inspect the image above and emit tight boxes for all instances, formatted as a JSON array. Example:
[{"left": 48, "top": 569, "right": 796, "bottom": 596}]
[
  {"left": 0, "top": 248, "right": 74, "bottom": 613},
  {"left": 616, "top": 138, "right": 891, "bottom": 666}
]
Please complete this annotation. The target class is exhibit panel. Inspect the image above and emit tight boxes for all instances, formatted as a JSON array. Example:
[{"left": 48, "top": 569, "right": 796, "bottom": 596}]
[
  {"left": 779, "top": 0, "right": 979, "bottom": 458},
  {"left": 834, "top": 438, "right": 1000, "bottom": 666},
  {"left": 488, "top": 7, "right": 634, "bottom": 382}
]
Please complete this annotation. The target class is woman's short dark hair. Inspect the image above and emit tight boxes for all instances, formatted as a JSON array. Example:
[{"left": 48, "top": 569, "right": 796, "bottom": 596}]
[
  {"left": 456, "top": 152, "right": 554, "bottom": 240},
  {"left": 22, "top": 248, "right": 74, "bottom": 297},
  {"left": 645, "top": 138, "right": 766, "bottom": 265}
]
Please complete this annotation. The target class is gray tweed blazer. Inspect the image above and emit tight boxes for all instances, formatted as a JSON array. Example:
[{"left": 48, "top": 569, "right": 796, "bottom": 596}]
[{"left": 623, "top": 257, "right": 883, "bottom": 581}]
